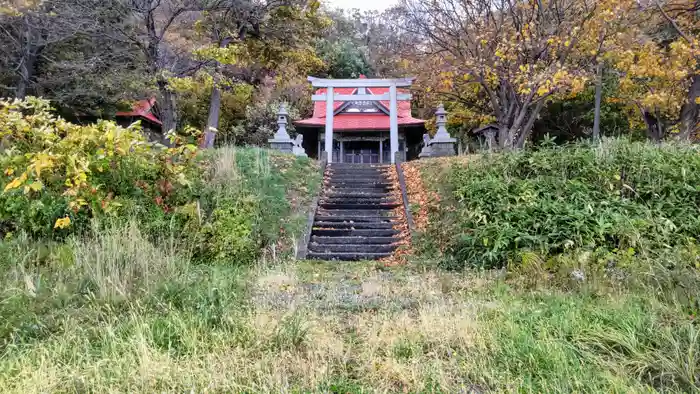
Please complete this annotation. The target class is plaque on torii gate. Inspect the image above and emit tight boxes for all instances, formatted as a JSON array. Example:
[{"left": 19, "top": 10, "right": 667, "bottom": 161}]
[{"left": 308, "top": 76, "right": 415, "bottom": 164}]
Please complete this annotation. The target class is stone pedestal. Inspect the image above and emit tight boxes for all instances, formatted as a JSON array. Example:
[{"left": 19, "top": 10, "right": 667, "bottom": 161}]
[
  {"left": 428, "top": 141, "right": 456, "bottom": 157},
  {"left": 419, "top": 133, "right": 432, "bottom": 158},
  {"left": 270, "top": 140, "right": 294, "bottom": 153}
]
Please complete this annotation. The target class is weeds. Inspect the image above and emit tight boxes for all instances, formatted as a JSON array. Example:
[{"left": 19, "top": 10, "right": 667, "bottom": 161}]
[
  {"left": 1, "top": 233, "right": 698, "bottom": 392},
  {"left": 414, "top": 139, "right": 700, "bottom": 269},
  {"left": 1, "top": 140, "right": 698, "bottom": 392}
]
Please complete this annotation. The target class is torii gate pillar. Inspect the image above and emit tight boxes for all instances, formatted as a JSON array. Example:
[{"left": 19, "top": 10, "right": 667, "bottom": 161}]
[
  {"left": 324, "top": 86, "right": 334, "bottom": 160},
  {"left": 309, "top": 76, "right": 415, "bottom": 164}
]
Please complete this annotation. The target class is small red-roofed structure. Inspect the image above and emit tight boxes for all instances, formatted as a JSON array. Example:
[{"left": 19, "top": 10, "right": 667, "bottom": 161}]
[
  {"left": 116, "top": 98, "right": 162, "bottom": 127},
  {"left": 116, "top": 98, "right": 170, "bottom": 145}
]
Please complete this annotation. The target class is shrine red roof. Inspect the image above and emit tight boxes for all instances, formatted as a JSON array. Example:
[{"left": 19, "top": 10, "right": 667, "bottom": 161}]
[
  {"left": 295, "top": 77, "right": 425, "bottom": 130},
  {"left": 116, "top": 98, "right": 162, "bottom": 126}
]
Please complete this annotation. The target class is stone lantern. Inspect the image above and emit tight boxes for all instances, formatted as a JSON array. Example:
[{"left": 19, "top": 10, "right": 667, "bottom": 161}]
[
  {"left": 268, "top": 103, "right": 294, "bottom": 153},
  {"left": 427, "top": 104, "right": 456, "bottom": 157}
]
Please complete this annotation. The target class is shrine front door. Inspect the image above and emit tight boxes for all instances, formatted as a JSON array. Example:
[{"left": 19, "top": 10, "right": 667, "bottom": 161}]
[{"left": 342, "top": 140, "right": 380, "bottom": 164}]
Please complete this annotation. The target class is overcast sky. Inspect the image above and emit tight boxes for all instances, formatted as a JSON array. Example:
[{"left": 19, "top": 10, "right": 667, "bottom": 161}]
[{"left": 324, "top": 0, "right": 398, "bottom": 11}]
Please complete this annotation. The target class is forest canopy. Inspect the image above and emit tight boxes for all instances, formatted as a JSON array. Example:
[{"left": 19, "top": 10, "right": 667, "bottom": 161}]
[{"left": 0, "top": 0, "right": 697, "bottom": 148}]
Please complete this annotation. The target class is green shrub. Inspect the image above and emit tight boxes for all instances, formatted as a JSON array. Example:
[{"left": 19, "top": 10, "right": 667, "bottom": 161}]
[
  {"left": 192, "top": 147, "right": 321, "bottom": 265},
  {"left": 419, "top": 139, "right": 700, "bottom": 269},
  {"left": 0, "top": 97, "right": 204, "bottom": 239},
  {"left": 200, "top": 196, "right": 259, "bottom": 264},
  {"left": 0, "top": 98, "right": 321, "bottom": 266}
]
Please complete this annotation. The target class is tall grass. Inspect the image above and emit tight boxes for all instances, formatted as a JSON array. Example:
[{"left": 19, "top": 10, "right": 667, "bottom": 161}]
[
  {"left": 0, "top": 221, "right": 245, "bottom": 392},
  {"left": 69, "top": 221, "right": 185, "bottom": 301},
  {"left": 1, "top": 226, "right": 698, "bottom": 392},
  {"left": 0, "top": 146, "right": 325, "bottom": 392},
  {"left": 1, "top": 142, "right": 698, "bottom": 392},
  {"left": 193, "top": 147, "right": 321, "bottom": 264}
]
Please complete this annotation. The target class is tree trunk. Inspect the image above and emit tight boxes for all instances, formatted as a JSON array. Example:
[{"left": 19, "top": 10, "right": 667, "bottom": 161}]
[
  {"left": 16, "top": 55, "right": 32, "bottom": 99},
  {"left": 678, "top": 73, "right": 699, "bottom": 140},
  {"left": 643, "top": 111, "right": 664, "bottom": 142},
  {"left": 202, "top": 37, "right": 234, "bottom": 148},
  {"left": 156, "top": 78, "right": 177, "bottom": 135},
  {"left": 515, "top": 100, "right": 546, "bottom": 148},
  {"left": 202, "top": 83, "right": 221, "bottom": 148},
  {"left": 592, "top": 60, "right": 603, "bottom": 140},
  {"left": 17, "top": 18, "right": 39, "bottom": 99},
  {"left": 497, "top": 125, "right": 510, "bottom": 150}
]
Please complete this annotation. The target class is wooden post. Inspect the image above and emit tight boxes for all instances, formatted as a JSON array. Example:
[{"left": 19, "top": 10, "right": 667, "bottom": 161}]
[
  {"left": 339, "top": 140, "right": 344, "bottom": 163},
  {"left": 389, "top": 84, "right": 398, "bottom": 164},
  {"left": 317, "top": 131, "right": 321, "bottom": 158},
  {"left": 379, "top": 138, "right": 383, "bottom": 164},
  {"left": 325, "top": 87, "right": 334, "bottom": 163}
]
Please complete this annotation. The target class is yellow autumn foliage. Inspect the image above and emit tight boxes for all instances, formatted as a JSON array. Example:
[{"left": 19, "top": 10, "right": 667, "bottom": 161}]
[{"left": 0, "top": 97, "right": 203, "bottom": 236}]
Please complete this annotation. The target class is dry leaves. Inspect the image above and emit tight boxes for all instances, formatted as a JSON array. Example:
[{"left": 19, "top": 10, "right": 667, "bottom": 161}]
[
  {"left": 401, "top": 162, "right": 431, "bottom": 231},
  {"left": 380, "top": 165, "right": 411, "bottom": 266}
]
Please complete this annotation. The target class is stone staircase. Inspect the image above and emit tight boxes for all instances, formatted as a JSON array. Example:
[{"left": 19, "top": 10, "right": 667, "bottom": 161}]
[{"left": 307, "top": 163, "right": 402, "bottom": 261}]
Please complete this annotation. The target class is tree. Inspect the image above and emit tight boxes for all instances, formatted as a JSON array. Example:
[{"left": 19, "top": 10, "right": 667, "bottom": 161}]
[
  {"left": 532, "top": 74, "right": 632, "bottom": 143},
  {"left": 314, "top": 8, "right": 371, "bottom": 78},
  {"left": 654, "top": 0, "right": 699, "bottom": 139},
  {"left": 170, "top": 72, "right": 253, "bottom": 144},
  {"left": 316, "top": 37, "right": 370, "bottom": 78},
  {"left": 0, "top": 1, "right": 129, "bottom": 100},
  {"left": 359, "top": 7, "right": 413, "bottom": 78},
  {"left": 590, "top": 0, "right": 698, "bottom": 140},
  {"left": 100, "top": 0, "right": 244, "bottom": 134},
  {"left": 195, "top": 0, "right": 265, "bottom": 148},
  {"left": 402, "top": 0, "right": 594, "bottom": 150},
  {"left": 0, "top": 1, "right": 148, "bottom": 119},
  {"left": 196, "top": 0, "right": 326, "bottom": 147}
]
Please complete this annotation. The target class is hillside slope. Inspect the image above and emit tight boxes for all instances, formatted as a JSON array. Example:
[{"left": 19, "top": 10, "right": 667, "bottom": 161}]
[
  {"left": 0, "top": 146, "right": 322, "bottom": 392},
  {"left": 404, "top": 139, "right": 700, "bottom": 270},
  {"left": 2, "top": 135, "right": 698, "bottom": 392}
]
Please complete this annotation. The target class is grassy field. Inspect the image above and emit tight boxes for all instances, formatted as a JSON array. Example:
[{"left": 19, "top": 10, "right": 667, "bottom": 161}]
[
  {"left": 1, "top": 141, "right": 699, "bottom": 392},
  {"left": 1, "top": 243, "right": 698, "bottom": 392}
]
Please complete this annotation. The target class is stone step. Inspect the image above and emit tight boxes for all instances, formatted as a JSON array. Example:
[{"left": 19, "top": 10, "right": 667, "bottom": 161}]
[
  {"left": 324, "top": 192, "right": 389, "bottom": 198},
  {"left": 326, "top": 177, "right": 390, "bottom": 185},
  {"left": 327, "top": 179, "right": 391, "bottom": 184},
  {"left": 307, "top": 162, "right": 404, "bottom": 261},
  {"left": 329, "top": 164, "right": 390, "bottom": 168},
  {"left": 307, "top": 252, "right": 392, "bottom": 261},
  {"left": 326, "top": 185, "right": 393, "bottom": 190},
  {"left": 327, "top": 187, "right": 394, "bottom": 194},
  {"left": 328, "top": 172, "right": 388, "bottom": 177},
  {"left": 313, "top": 221, "right": 395, "bottom": 229},
  {"left": 327, "top": 184, "right": 394, "bottom": 190},
  {"left": 319, "top": 202, "right": 400, "bottom": 210},
  {"left": 316, "top": 209, "right": 397, "bottom": 216},
  {"left": 328, "top": 168, "right": 389, "bottom": 172},
  {"left": 328, "top": 177, "right": 388, "bottom": 181},
  {"left": 313, "top": 215, "right": 398, "bottom": 223},
  {"left": 325, "top": 170, "right": 390, "bottom": 176},
  {"left": 328, "top": 185, "right": 393, "bottom": 190},
  {"left": 308, "top": 243, "right": 397, "bottom": 253},
  {"left": 312, "top": 228, "right": 399, "bottom": 237},
  {"left": 312, "top": 236, "right": 399, "bottom": 244},
  {"left": 321, "top": 197, "right": 397, "bottom": 204}
]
